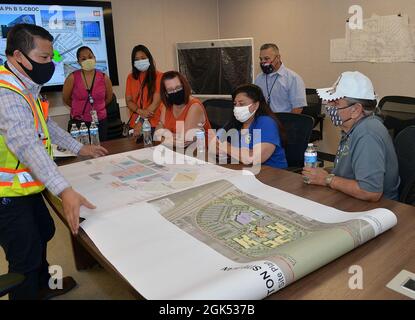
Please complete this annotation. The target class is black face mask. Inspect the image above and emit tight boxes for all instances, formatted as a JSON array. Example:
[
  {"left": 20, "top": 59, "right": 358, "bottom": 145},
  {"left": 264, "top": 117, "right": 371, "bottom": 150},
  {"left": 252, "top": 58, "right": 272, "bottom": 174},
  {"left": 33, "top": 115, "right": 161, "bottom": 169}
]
[
  {"left": 167, "top": 89, "right": 186, "bottom": 106},
  {"left": 260, "top": 55, "right": 278, "bottom": 75},
  {"left": 18, "top": 52, "right": 55, "bottom": 85},
  {"left": 260, "top": 63, "right": 275, "bottom": 75}
]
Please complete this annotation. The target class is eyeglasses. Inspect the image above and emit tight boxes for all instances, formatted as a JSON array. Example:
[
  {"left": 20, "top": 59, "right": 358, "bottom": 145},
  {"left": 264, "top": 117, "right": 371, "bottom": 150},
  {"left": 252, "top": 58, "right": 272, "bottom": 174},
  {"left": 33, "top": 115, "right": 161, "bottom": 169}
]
[{"left": 166, "top": 86, "right": 183, "bottom": 95}]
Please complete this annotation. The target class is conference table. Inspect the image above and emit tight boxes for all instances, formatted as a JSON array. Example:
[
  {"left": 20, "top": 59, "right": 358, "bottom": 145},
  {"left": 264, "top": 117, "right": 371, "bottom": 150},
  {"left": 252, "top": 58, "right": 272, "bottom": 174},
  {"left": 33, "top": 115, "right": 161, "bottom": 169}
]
[{"left": 45, "top": 137, "right": 415, "bottom": 300}]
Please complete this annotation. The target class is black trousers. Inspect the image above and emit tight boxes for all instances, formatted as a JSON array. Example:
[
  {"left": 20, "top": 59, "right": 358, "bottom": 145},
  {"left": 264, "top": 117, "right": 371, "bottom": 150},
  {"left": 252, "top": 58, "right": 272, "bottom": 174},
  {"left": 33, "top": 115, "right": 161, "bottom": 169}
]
[{"left": 0, "top": 193, "right": 55, "bottom": 300}]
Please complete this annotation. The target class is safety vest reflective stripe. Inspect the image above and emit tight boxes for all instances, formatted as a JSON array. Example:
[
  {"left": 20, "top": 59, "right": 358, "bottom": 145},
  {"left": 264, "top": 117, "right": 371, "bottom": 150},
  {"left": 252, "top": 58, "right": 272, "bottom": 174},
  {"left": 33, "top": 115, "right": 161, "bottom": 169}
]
[
  {"left": 20, "top": 182, "right": 43, "bottom": 188},
  {"left": 0, "top": 170, "right": 37, "bottom": 182},
  {"left": 0, "top": 172, "right": 14, "bottom": 183},
  {"left": 16, "top": 171, "right": 35, "bottom": 183},
  {"left": 0, "top": 79, "right": 41, "bottom": 129},
  {"left": 0, "top": 66, "right": 49, "bottom": 127},
  {"left": 0, "top": 168, "right": 34, "bottom": 174},
  {"left": 0, "top": 183, "right": 13, "bottom": 187}
]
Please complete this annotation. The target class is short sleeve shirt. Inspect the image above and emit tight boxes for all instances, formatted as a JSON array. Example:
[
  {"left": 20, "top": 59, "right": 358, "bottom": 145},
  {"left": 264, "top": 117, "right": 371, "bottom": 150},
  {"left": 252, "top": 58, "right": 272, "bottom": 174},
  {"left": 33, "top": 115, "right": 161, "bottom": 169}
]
[
  {"left": 333, "top": 116, "right": 400, "bottom": 200},
  {"left": 227, "top": 115, "right": 288, "bottom": 169},
  {"left": 255, "top": 64, "right": 306, "bottom": 113}
]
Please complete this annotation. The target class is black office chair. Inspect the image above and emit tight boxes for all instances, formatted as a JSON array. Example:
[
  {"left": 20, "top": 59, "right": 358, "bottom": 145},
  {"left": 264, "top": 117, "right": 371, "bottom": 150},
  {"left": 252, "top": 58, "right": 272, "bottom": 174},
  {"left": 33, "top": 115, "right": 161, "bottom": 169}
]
[
  {"left": 0, "top": 273, "right": 25, "bottom": 298},
  {"left": 378, "top": 96, "right": 415, "bottom": 139},
  {"left": 203, "top": 98, "right": 234, "bottom": 130},
  {"left": 394, "top": 126, "right": 415, "bottom": 206},
  {"left": 275, "top": 112, "right": 314, "bottom": 171},
  {"left": 106, "top": 93, "right": 124, "bottom": 140},
  {"left": 302, "top": 88, "right": 325, "bottom": 142}
]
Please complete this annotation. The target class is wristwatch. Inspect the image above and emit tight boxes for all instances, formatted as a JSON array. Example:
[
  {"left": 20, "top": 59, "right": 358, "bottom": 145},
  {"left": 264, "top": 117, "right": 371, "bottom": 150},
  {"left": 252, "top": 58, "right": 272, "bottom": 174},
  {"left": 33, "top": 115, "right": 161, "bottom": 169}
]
[{"left": 325, "top": 174, "right": 335, "bottom": 187}]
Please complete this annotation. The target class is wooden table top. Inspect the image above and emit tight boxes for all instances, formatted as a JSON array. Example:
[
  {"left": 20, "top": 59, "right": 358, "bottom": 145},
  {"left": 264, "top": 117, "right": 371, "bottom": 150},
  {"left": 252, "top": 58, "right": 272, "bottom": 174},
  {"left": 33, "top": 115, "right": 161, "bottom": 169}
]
[{"left": 50, "top": 137, "right": 415, "bottom": 300}]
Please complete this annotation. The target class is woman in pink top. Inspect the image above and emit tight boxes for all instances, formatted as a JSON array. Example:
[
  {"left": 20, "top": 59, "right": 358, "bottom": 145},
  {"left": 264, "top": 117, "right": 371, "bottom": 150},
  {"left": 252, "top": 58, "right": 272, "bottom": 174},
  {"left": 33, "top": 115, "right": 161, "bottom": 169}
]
[{"left": 63, "top": 46, "right": 113, "bottom": 141}]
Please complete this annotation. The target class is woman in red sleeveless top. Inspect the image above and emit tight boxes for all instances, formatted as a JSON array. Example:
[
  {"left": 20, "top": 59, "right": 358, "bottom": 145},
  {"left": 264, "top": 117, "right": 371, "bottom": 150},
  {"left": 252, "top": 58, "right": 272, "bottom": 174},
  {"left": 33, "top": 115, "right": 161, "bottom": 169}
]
[
  {"left": 63, "top": 46, "right": 113, "bottom": 141},
  {"left": 155, "top": 71, "right": 211, "bottom": 147}
]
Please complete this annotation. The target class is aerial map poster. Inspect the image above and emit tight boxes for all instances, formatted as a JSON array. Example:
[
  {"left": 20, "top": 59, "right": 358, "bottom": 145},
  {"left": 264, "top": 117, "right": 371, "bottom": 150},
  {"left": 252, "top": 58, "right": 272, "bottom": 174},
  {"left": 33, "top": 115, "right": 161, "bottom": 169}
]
[
  {"left": 0, "top": 3, "right": 110, "bottom": 86},
  {"left": 58, "top": 147, "right": 397, "bottom": 299}
]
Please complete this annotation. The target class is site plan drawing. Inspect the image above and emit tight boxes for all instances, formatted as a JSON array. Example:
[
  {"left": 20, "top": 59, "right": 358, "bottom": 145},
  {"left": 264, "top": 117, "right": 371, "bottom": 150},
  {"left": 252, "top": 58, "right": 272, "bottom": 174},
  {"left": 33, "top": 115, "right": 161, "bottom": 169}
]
[
  {"left": 149, "top": 179, "right": 377, "bottom": 283},
  {"left": 58, "top": 146, "right": 240, "bottom": 218},
  {"left": 58, "top": 147, "right": 397, "bottom": 299}
]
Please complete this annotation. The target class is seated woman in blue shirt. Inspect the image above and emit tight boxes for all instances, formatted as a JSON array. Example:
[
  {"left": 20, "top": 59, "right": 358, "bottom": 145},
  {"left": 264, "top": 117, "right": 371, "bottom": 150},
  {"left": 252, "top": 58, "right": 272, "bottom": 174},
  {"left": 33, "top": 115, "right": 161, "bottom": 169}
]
[{"left": 217, "top": 84, "right": 288, "bottom": 169}]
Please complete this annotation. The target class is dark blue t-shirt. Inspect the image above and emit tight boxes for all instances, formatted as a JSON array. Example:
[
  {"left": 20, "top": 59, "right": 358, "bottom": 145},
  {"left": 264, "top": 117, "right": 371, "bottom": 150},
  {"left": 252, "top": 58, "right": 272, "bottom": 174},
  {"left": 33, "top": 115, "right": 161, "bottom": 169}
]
[{"left": 237, "top": 115, "right": 288, "bottom": 169}]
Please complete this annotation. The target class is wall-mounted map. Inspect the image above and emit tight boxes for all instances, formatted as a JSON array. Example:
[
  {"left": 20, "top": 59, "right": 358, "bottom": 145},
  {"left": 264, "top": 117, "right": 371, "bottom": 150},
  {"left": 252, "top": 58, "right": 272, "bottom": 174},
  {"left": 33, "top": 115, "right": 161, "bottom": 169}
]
[{"left": 331, "top": 14, "right": 415, "bottom": 63}]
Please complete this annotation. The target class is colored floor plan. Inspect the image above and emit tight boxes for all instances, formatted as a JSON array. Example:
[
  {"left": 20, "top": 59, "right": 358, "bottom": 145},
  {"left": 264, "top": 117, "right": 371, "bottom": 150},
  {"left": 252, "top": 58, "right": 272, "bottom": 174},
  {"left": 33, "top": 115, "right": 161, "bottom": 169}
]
[
  {"left": 59, "top": 148, "right": 240, "bottom": 217},
  {"left": 150, "top": 179, "right": 376, "bottom": 280}
]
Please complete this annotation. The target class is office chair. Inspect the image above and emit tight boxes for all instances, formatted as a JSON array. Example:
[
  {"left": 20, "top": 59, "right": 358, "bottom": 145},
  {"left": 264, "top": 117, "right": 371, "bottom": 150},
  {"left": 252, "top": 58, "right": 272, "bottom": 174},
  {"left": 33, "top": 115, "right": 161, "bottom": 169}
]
[
  {"left": 275, "top": 112, "right": 314, "bottom": 171},
  {"left": 0, "top": 273, "right": 25, "bottom": 298},
  {"left": 302, "top": 88, "right": 325, "bottom": 142},
  {"left": 394, "top": 126, "right": 415, "bottom": 206},
  {"left": 203, "top": 98, "right": 234, "bottom": 130},
  {"left": 106, "top": 93, "right": 124, "bottom": 140},
  {"left": 378, "top": 96, "right": 415, "bottom": 139}
]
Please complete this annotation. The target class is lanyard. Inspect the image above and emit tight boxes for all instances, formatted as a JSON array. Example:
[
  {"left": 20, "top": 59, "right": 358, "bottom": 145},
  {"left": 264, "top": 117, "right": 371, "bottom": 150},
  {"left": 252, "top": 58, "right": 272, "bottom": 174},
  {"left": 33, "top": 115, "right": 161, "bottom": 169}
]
[
  {"left": 265, "top": 73, "right": 279, "bottom": 105},
  {"left": 81, "top": 70, "right": 96, "bottom": 115},
  {"left": 82, "top": 69, "right": 96, "bottom": 94}
]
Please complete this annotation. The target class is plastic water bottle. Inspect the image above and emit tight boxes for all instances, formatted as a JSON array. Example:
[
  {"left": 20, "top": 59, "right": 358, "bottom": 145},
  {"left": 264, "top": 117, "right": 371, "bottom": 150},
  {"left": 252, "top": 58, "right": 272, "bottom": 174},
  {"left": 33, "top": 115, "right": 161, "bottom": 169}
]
[
  {"left": 196, "top": 122, "right": 205, "bottom": 158},
  {"left": 216, "top": 129, "right": 228, "bottom": 164},
  {"left": 79, "top": 122, "right": 90, "bottom": 145},
  {"left": 89, "top": 121, "right": 100, "bottom": 146},
  {"left": 70, "top": 123, "right": 80, "bottom": 143},
  {"left": 142, "top": 118, "right": 152, "bottom": 146},
  {"left": 304, "top": 143, "right": 318, "bottom": 168}
]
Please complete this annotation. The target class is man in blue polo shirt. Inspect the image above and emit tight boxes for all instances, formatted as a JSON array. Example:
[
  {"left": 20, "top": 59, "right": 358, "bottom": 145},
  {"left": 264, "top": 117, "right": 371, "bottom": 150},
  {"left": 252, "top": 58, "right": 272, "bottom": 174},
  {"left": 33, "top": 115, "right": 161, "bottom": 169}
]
[
  {"left": 254, "top": 43, "right": 306, "bottom": 114},
  {"left": 302, "top": 71, "right": 400, "bottom": 201}
]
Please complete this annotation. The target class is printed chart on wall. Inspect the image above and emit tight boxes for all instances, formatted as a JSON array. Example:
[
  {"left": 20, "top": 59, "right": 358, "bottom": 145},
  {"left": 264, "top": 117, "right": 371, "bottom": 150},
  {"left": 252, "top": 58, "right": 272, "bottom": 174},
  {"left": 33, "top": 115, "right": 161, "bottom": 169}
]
[
  {"left": 58, "top": 146, "right": 398, "bottom": 299},
  {"left": 331, "top": 14, "right": 415, "bottom": 63},
  {"left": 0, "top": 3, "right": 109, "bottom": 86}
]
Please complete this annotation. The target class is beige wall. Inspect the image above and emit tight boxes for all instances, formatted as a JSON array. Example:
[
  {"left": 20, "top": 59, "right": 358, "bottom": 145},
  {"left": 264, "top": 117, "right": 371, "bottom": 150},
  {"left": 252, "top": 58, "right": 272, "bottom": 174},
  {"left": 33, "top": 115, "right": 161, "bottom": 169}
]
[
  {"left": 49, "top": 0, "right": 414, "bottom": 153},
  {"left": 107, "top": 0, "right": 219, "bottom": 98},
  {"left": 219, "top": 0, "right": 415, "bottom": 153},
  {"left": 49, "top": 0, "right": 219, "bottom": 126},
  {"left": 219, "top": 0, "right": 415, "bottom": 98}
]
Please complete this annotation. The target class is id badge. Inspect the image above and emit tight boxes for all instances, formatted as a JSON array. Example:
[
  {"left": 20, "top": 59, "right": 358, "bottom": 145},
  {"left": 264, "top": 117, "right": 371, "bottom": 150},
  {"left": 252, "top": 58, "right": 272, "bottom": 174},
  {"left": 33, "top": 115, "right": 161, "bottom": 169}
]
[{"left": 90, "top": 109, "right": 99, "bottom": 124}]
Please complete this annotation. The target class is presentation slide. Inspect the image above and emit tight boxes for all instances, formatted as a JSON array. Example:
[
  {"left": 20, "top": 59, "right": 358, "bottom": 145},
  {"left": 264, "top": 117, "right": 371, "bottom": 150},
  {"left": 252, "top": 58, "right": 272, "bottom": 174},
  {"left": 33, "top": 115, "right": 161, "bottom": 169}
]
[{"left": 0, "top": 3, "right": 110, "bottom": 87}]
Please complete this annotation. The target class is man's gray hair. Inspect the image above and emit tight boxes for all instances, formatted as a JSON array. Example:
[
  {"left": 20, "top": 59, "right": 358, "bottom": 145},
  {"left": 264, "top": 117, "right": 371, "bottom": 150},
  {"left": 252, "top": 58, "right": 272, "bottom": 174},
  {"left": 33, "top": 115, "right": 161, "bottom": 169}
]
[
  {"left": 345, "top": 97, "right": 379, "bottom": 116},
  {"left": 260, "top": 43, "right": 279, "bottom": 53}
]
